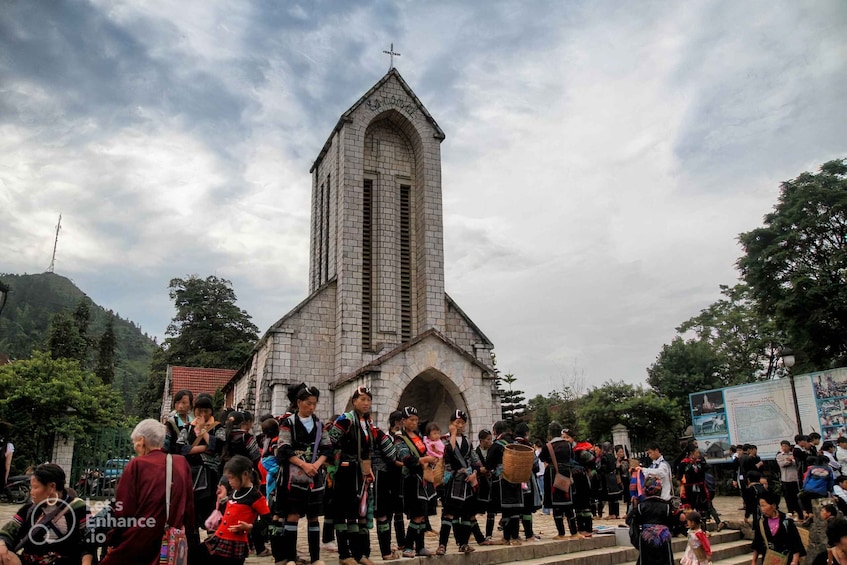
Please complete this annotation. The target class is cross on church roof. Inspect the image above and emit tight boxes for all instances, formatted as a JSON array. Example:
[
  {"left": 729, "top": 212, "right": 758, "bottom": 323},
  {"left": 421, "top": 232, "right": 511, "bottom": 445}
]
[{"left": 382, "top": 42, "right": 401, "bottom": 70}]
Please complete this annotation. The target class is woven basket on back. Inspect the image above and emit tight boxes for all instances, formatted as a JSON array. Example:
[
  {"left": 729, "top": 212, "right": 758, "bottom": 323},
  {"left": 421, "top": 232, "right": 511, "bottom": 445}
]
[{"left": 502, "top": 443, "right": 534, "bottom": 483}]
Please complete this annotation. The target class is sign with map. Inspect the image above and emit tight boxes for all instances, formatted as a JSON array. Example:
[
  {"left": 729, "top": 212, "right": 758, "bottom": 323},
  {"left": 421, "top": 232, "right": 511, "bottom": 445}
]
[{"left": 690, "top": 367, "right": 847, "bottom": 462}]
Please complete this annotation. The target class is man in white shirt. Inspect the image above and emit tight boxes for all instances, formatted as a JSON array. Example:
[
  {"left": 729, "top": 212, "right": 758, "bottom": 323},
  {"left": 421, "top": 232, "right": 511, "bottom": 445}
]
[
  {"left": 0, "top": 421, "right": 13, "bottom": 499},
  {"left": 641, "top": 443, "right": 673, "bottom": 501}
]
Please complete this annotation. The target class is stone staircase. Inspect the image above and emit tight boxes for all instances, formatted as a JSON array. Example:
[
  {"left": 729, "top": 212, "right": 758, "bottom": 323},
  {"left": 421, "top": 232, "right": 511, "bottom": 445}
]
[{"left": 398, "top": 530, "right": 751, "bottom": 565}]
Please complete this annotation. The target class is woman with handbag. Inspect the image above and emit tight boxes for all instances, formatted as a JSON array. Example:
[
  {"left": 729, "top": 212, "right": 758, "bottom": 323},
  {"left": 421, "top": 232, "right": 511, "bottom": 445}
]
[
  {"left": 178, "top": 393, "right": 227, "bottom": 548},
  {"left": 436, "top": 410, "right": 481, "bottom": 555},
  {"left": 327, "top": 386, "right": 377, "bottom": 565},
  {"left": 101, "top": 419, "right": 194, "bottom": 565},
  {"left": 394, "top": 406, "right": 437, "bottom": 558},
  {"left": 0, "top": 464, "right": 94, "bottom": 565},
  {"left": 751, "top": 489, "right": 805, "bottom": 565},
  {"left": 539, "top": 421, "right": 578, "bottom": 539},
  {"left": 273, "top": 384, "right": 333, "bottom": 565}
]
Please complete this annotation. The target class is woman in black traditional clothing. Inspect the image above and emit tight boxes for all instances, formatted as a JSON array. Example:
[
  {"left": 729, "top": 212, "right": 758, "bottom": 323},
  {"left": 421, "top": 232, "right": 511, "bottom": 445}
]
[
  {"left": 514, "top": 422, "right": 541, "bottom": 541},
  {"left": 370, "top": 413, "right": 399, "bottom": 561},
  {"left": 752, "top": 490, "right": 805, "bottom": 565},
  {"left": 485, "top": 420, "right": 524, "bottom": 545},
  {"left": 436, "top": 410, "right": 481, "bottom": 555},
  {"left": 274, "top": 384, "right": 333, "bottom": 565},
  {"left": 626, "top": 477, "right": 676, "bottom": 565},
  {"left": 395, "top": 406, "right": 437, "bottom": 558},
  {"left": 539, "top": 421, "right": 578, "bottom": 539},
  {"left": 327, "top": 386, "right": 376, "bottom": 565},
  {"left": 179, "top": 392, "right": 227, "bottom": 547}
]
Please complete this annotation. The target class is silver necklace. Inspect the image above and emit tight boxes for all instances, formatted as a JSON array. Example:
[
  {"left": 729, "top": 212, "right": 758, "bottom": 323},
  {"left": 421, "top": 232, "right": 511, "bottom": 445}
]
[{"left": 231, "top": 486, "right": 253, "bottom": 501}]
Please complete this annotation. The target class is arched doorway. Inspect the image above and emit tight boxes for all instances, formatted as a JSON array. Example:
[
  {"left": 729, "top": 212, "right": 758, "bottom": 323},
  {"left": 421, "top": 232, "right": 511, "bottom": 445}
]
[{"left": 396, "top": 369, "right": 469, "bottom": 432}]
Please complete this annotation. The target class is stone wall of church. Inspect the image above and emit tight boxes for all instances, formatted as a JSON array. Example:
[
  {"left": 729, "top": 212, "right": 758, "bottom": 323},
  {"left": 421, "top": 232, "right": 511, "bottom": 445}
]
[
  {"left": 445, "top": 301, "right": 487, "bottom": 359},
  {"left": 334, "top": 335, "right": 500, "bottom": 437}
]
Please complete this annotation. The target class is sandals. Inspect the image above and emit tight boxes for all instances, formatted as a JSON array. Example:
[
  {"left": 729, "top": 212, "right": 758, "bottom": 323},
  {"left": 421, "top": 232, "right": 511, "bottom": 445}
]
[
  {"left": 401, "top": 549, "right": 416, "bottom": 559},
  {"left": 458, "top": 545, "right": 475, "bottom": 554},
  {"left": 435, "top": 545, "right": 446, "bottom": 556},
  {"left": 382, "top": 553, "right": 400, "bottom": 561}
]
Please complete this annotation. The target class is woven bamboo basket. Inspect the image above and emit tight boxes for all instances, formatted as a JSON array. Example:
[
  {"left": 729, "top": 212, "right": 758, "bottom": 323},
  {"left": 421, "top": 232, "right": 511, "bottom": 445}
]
[
  {"left": 423, "top": 457, "right": 445, "bottom": 486},
  {"left": 502, "top": 443, "right": 534, "bottom": 483}
]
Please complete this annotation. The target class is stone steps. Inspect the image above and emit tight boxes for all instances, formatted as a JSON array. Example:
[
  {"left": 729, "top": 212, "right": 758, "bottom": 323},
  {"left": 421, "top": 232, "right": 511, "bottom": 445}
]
[{"left": 397, "top": 530, "right": 746, "bottom": 565}]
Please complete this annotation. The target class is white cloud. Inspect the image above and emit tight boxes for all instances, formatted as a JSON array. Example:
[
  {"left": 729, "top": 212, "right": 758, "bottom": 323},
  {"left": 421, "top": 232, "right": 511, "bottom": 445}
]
[{"left": 1, "top": 0, "right": 845, "bottom": 401}]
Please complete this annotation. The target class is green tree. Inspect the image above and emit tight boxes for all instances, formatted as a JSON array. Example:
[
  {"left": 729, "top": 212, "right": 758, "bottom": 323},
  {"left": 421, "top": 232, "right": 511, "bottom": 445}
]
[
  {"left": 47, "top": 311, "right": 87, "bottom": 362},
  {"left": 646, "top": 337, "right": 726, "bottom": 426},
  {"left": 738, "top": 158, "right": 847, "bottom": 371},
  {"left": 526, "top": 394, "right": 552, "bottom": 441},
  {"left": 95, "top": 318, "right": 117, "bottom": 385},
  {"left": 135, "top": 276, "right": 259, "bottom": 418},
  {"left": 0, "top": 351, "right": 125, "bottom": 468},
  {"left": 580, "top": 380, "right": 681, "bottom": 454},
  {"left": 163, "top": 275, "right": 259, "bottom": 368},
  {"left": 499, "top": 373, "right": 526, "bottom": 423},
  {"left": 678, "top": 283, "right": 785, "bottom": 382}
]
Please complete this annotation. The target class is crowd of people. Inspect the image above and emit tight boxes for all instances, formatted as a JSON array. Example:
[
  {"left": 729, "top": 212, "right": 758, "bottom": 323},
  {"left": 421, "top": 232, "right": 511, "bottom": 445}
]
[{"left": 7, "top": 384, "right": 847, "bottom": 565}]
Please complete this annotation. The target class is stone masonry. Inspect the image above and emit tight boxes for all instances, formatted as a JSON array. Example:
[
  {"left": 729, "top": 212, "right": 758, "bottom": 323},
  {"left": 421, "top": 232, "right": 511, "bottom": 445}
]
[{"left": 224, "top": 69, "right": 500, "bottom": 434}]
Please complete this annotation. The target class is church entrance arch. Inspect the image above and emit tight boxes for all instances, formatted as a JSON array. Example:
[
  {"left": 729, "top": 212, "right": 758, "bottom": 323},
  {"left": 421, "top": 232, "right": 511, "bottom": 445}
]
[{"left": 396, "top": 369, "right": 469, "bottom": 432}]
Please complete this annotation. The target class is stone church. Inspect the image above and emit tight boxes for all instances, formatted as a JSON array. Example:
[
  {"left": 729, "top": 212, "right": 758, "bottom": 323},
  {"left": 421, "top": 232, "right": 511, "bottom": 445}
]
[{"left": 224, "top": 69, "right": 500, "bottom": 433}]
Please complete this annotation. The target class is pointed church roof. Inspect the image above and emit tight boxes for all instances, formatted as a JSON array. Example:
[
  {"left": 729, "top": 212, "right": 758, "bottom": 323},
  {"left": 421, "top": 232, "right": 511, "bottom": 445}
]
[
  {"left": 332, "top": 328, "right": 495, "bottom": 390},
  {"left": 311, "top": 68, "right": 445, "bottom": 173}
]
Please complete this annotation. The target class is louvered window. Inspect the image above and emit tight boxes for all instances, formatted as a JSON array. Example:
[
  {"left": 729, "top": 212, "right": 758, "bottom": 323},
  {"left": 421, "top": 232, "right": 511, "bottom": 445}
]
[
  {"left": 362, "top": 179, "right": 373, "bottom": 350},
  {"left": 400, "top": 184, "right": 412, "bottom": 341}
]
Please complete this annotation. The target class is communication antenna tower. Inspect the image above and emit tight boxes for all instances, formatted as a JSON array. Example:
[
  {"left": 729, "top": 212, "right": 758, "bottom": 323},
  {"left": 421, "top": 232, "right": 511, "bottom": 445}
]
[{"left": 47, "top": 214, "right": 62, "bottom": 273}]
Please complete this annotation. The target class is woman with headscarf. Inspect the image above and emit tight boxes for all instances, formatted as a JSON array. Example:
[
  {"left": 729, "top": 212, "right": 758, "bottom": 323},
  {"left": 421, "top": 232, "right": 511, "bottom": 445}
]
[
  {"left": 327, "top": 385, "right": 376, "bottom": 565},
  {"left": 539, "top": 422, "right": 578, "bottom": 539},
  {"left": 485, "top": 420, "right": 523, "bottom": 546},
  {"left": 679, "top": 446, "right": 710, "bottom": 523},
  {"left": 514, "top": 422, "right": 541, "bottom": 541},
  {"left": 626, "top": 477, "right": 676, "bottom": 565},
  {"left": 273, "top": 384, "right": 333, "bottom": 565},
  {"left": 0, "top": 463, "right": 95, "bottom": 565},
  {"left": 394, "top": 406, "right": 437, "bottom": 558},
  {"left": 569, "top": 431, "right": 596, "bottom": 537},
  {"left": 101, "top": 419, "right": 194, "bottom": 565},
  {"left": 436, "top": 410, "right": 481, "bottom": 555},
  {"left": 178, "top": 392, "right": 227, "bottom": 547}
]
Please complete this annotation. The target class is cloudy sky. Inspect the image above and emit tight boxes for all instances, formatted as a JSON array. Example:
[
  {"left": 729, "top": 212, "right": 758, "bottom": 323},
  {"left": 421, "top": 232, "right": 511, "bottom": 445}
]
[{"left": 1, "top": 1, "right": 845, "bottom": 399}]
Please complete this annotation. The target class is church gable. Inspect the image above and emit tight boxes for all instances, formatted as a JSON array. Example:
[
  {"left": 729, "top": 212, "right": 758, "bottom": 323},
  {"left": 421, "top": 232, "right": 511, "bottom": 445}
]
[{"left": 444, "top": 294, "right": 494, "bottom": 364}]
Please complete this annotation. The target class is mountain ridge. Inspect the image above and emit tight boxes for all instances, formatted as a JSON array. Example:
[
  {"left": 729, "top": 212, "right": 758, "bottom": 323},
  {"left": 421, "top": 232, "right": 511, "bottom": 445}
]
[{"left": 0, "top": 272, "right": 157, "bottom": 413}]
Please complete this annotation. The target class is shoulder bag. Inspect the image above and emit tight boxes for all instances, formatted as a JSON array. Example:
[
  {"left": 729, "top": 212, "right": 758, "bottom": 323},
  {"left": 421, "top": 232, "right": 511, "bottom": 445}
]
[
  {"left": 758, "top": 518, "right": 789, "bottom": 565},
  {"left": 287, "top": 416, "right": 325, "bottom": 492},
  {"left": 160, "top": 454, "right": 188, "bottom": 565}
]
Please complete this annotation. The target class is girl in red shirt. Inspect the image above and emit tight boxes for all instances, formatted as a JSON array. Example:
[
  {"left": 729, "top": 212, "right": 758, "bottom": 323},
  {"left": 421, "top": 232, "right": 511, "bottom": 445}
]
[{"left": 192, "top": 455, "right": 271, "bottom": 565}]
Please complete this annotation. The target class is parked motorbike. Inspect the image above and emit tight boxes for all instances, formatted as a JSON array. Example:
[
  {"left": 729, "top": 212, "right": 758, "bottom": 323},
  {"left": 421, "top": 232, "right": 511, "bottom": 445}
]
[{"left": 1, "top": 474, "right": 31, "bottom": 504}]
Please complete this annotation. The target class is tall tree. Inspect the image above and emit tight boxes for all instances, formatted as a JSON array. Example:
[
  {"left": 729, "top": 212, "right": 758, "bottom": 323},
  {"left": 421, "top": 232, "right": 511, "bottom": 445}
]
[
  {"left": 163, "top": 275, "right": 259, "bottom": 368},
  {"left": 738, "top": 158, "right": 847, "bottom": 371},
  {"left": 646, "top": 337, "right": 727, "bottom": 426},
  {"left": 135, "top": 276, "right": 259, "bottom": 417},
  {"left": 95, "top": 318, "right": 117, "bottom": 385},
  {"left": 47, "top": 311, "right": 87, "bottom": 362},
  {"left": 677, "top": 283, "right": 785, "bottom": 382},
  {"left": 580, "top": 380, "right": 681, "bottom": 455},
  {"left": 499, "top": 373, "right": 527, "bottom": 423}
]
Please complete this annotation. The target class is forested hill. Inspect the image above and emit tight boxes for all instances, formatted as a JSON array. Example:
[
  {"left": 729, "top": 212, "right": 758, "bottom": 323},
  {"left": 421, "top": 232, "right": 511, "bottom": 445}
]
[{"left": 0, "top": 272, "right": 157, "bottom": 412}]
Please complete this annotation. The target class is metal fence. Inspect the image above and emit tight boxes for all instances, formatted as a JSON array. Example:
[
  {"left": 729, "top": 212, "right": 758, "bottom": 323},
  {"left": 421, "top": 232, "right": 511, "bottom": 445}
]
[{"left": 70, "top": 428, "right": 133, "bottom": 499}]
